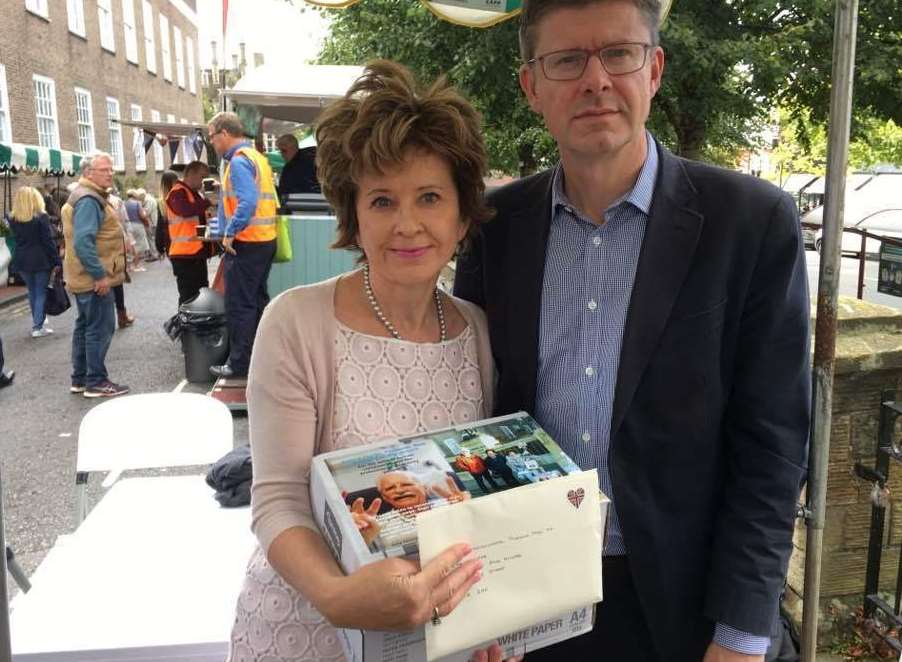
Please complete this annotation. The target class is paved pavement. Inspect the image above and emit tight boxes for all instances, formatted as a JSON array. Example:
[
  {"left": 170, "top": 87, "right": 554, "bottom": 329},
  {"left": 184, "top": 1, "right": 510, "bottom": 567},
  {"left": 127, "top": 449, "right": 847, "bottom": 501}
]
[{"left": 0, "top": 256, "right": 247, "bottom": 598}]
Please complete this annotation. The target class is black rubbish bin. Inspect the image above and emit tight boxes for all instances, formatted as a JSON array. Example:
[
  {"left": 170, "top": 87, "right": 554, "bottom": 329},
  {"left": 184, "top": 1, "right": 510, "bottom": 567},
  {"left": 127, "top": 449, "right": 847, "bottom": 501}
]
[{"left": 178, "top": 288, "right": 229, "bottom": 383}]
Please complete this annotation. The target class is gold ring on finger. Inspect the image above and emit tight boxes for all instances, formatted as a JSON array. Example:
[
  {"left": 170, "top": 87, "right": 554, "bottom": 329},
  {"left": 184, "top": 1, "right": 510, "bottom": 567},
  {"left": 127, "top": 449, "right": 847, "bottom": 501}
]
[{"left": 432, "top": 606, "right": 442, "bottom": 626}]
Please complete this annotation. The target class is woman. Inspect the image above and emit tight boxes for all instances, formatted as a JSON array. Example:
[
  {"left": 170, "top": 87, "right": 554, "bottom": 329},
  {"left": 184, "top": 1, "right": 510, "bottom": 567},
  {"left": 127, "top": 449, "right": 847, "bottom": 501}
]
[
  {"left": 8, "top": 187, "right": 61, "bottom": 338},
  {"left": 228, "top": 61, "right": 514, "bottom": 662},
  {"left": 124, "top": 189, "right": 150, "bottom": 270}
]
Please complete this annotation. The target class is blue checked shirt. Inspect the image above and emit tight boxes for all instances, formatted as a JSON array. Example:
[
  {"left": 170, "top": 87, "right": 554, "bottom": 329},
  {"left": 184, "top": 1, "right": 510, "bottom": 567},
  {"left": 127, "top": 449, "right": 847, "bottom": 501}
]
[{"left": 534, "top": 133, "right": 770, "bottom": 656}]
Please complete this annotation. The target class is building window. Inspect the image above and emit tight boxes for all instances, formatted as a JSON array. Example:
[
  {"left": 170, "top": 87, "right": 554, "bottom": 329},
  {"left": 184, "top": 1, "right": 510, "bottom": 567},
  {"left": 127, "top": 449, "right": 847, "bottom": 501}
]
[
  {"left": 159, "top": 14, "right": 172, "bottom": 82},
  {"left": 25, "top": 0, "right": 49, "bottom": 18},
  {"left": 130, "top": 104, "right": 145, "bottom": 171},
  {"left": 122, "top": 0, "right": 139, "bottom": 64},
  {"left": 142, "top": 1, "right": 156, "bottom": 74},
  {"left": 106, "top": 97, "right": 124, "bottom": 171},
  {"left": 74, "top": 88, "right": 95, "bottom": 154},
  {"left": 67, "top": 0, "right": 87, "bottom": 37},
  {"left": 150, "top": 109, "right": 164, "bottom": 170},
  {"left": 186, "top": 36, "right": 197, "bottom": 95},
  {"left": 166, "top": 112, "right": 175, "bottom": 125},
  {"left": 0, "top": 65, "right": 11, "bottom": 144},
  {"left": 33, "top": 75, "right": 60, "bottom": 149},
  {"left": 173, "top": 25, "right": 185, "bottom": 89},
  {"left": 98, "top": 0, "right": 115, "bottom": 52}
]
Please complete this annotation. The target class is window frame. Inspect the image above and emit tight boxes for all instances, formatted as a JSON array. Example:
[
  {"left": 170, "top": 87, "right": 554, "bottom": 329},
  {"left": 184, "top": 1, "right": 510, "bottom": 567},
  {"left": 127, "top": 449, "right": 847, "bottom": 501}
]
[
  {"left": 33, "top": 74, "right": 61, "bottom": 150},
  {"left": 25, "top": 0, "right": 49, "bottom": 19},
  {"left": 67, "top": 0, "right": 87, "bottom": 37},
  {"left": 130, "top": 103, "right": 146, "bottom": 171},
  {"left": 150, "top": 109, "right": 164, "bottom": 171},
  {"left": 186, "top": 36, "right": 197, "bottom": 95},
  {"left": 122, "top": 0, "right": 139, "bottom": 64},
  {"left": 173, "top": 25, "right": 185, "bottom": 89},
  {"left": 98, "top": 0, "right": 116, "bottom": 53},
  {"left": 106, "top": 97, "right": 125, "bottom": 171},
  {"left": 159, "top": 13, "right": 172, "bottom": 82},
  {"left": 142, "top": 1, "right": 156, "bottom": 74},
  {"left": 0, "top": 64, "right": 12, "bottom": 144},
  {"left": 74, "top": 87, "right": 96, "bottom": 154}
]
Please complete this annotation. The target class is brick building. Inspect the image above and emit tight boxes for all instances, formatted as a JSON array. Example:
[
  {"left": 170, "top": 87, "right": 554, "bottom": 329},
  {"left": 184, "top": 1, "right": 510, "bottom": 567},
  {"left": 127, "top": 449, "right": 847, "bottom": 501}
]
[{"left": 0, "top": 0, "right": 204, "bottom": 197}]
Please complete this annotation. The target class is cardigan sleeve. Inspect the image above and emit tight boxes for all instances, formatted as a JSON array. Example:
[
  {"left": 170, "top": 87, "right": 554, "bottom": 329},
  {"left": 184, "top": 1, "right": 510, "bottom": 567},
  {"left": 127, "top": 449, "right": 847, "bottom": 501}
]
[{"left": 246, "top": 291, "right": 323, "bottom": 554}]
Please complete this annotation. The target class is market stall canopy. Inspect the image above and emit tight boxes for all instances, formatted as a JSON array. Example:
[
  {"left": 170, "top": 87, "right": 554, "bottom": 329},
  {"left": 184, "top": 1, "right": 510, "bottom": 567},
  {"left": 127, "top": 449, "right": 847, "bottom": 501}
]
[
  {"left": 223, "top": 64, "right": 365, "bottom": 125},
  {"left": 299, "top": 0, "right": 672, "bottom": 28},
  {"left": 0, "top": 142, "right": 83, "bottom": 175}
]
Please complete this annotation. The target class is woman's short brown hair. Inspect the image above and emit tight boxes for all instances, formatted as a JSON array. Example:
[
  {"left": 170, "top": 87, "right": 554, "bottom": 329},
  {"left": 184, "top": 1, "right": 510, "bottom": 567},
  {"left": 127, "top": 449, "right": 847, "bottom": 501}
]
[{"left": 315, "top": 60, "right": 493, "bottom": 255}]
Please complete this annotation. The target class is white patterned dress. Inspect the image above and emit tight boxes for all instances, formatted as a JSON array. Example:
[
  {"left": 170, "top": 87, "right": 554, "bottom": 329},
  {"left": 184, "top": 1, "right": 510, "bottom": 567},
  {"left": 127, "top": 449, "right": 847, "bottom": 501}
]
[{"left": 228, "top": 323, "right": 486, "bottom": 662}]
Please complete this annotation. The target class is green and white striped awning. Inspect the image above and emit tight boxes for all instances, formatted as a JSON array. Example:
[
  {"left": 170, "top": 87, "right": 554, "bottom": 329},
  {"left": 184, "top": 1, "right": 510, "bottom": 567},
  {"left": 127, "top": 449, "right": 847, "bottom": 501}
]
[{"left": 0, "top": 142, "right": 83, "bottom": 176}]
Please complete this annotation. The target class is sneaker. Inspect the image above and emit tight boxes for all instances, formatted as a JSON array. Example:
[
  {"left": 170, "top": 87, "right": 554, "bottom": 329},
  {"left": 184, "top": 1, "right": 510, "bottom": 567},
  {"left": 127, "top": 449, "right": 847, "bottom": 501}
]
[
  {"left": 70, "top": 383, "right": 86, "bottom": 393},
  {"left": 83, "top": 381, "right": 130, "bottom": 398},
  {"left": 31, "top": 327, "right": 53, "bottom": 338}
]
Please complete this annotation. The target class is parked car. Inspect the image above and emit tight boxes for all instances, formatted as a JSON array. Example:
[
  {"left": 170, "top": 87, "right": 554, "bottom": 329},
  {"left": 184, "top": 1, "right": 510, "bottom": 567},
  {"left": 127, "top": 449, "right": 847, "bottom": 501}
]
[{"left": 814, "top": 208, "right": 902, "bottom": 258}]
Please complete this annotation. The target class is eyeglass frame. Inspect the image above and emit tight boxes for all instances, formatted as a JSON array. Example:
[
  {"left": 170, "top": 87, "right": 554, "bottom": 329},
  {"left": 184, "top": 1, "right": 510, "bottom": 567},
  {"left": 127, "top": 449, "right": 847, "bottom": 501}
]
[{"left": 528, "top": 42, "right": 655, "bottom": 81}]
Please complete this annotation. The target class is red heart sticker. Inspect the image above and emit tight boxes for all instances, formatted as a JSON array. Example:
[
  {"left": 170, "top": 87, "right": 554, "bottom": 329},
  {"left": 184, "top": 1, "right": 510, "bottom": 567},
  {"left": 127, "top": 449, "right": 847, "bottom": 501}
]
[{"left": 567, "top": 487, "right": 585, "bottom": 509}]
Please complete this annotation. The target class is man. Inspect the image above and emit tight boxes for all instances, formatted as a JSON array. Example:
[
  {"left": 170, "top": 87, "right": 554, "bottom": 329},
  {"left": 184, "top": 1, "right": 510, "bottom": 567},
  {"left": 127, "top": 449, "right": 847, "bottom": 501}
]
[
  {"left": 165, "top": 160, "right": 213, "bottom": 305},
  {"left": 453, "top": 449, "right": 499, "bottom": 494},
  {"left": 62, "top": 153, "right": 129, "bottom": 398},
  {"left": 484, "top": 449, "right": 520, "bottom": 488},
  {"left": 454, "top": 1, "right": 811, "bottom": 661},
  {"left": 0, "top": 335, "right": 14, "bottom": 389},
  {"left": 207, "top": 112, "right": 278, "bottom": 379},
  {"left": 275, "top": 133, "right": 320, "bottom": 201}
]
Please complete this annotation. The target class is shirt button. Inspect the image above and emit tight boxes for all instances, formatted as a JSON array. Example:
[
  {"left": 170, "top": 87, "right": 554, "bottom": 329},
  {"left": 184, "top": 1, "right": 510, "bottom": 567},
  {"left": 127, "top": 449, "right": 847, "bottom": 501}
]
[
  {"left": 592, "top": 236, "right": 602, "bottom": 247},
  {"left": 582, "top": 432, "right": 591, "bottom": 443},
  {"left": 585, "top": 366, "right": 595, "bottom": 377},
  {"left": 588, "top": 299, "right": 597, "bottom": 311}
]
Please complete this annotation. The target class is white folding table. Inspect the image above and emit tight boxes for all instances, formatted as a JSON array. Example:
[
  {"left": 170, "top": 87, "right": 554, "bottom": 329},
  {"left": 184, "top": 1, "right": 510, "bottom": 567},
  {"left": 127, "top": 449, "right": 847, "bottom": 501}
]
[{"left": 10, "top": 475, "right": 256, "bottom": 661}]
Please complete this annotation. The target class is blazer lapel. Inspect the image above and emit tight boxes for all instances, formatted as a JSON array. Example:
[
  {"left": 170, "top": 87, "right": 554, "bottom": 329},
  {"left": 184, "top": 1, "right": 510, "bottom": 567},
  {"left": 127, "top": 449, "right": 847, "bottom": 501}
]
[
  {"left": 503, "top": 172, "right": 554, "bottom": 414},
  {"left": 610, "top": 146, "right": 704, "bottom": 440}
]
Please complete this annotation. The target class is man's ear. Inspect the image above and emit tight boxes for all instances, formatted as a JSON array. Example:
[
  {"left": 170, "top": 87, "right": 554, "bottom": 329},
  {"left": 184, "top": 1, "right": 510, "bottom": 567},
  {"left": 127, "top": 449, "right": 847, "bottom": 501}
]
[
  {"left": 519, "top": 64, "right": 542, "bottom": 114},
  {"left": 648, "top": 46, "right": 665, "bottom": 98}
]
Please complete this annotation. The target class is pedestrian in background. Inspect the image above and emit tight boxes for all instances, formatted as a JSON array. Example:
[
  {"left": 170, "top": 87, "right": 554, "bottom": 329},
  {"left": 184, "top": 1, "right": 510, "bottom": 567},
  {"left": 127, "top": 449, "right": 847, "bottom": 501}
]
[
  {"left": 155, "top": 170, "right": 180, "bottom": 258},
  {"left": 108, "top": 192, "right": 136, "bottom": 329},
  {"left": 124, "top": 189, "right": 151, "bottom": 269},
  {"left": 138, "top": 188, "right": 160, "bottom": 261},
  {"left": 0, "top": 335, "right": 13, "bottom": 389},
  {"left": 62, "top": 153, "right": 130, "bottom": 398},
  {"left": 7, "top": 186, "right": 62, "bottom": 338}
]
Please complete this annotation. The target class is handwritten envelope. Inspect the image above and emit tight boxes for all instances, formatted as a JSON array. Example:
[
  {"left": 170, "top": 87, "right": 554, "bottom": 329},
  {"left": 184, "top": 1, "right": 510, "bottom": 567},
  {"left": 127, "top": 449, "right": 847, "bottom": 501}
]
[{"left": 417, "top": 470, "right": 606, "bottom": 661}]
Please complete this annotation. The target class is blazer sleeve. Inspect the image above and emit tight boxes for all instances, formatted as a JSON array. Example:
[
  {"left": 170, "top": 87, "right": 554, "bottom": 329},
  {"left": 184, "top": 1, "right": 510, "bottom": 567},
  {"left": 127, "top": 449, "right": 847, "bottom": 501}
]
[
  {"left": 246, "top": 294, "right": 322, "bottom": 554},
  {"left": 705, "top": 192, "right": 811, "bottom": 635},
  {"left": 453, "top": 230, "right": 486, "bottom": 309}
]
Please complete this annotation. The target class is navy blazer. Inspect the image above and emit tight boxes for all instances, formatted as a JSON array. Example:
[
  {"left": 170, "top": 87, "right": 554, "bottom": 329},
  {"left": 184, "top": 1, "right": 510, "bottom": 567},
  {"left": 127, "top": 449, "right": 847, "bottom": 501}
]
[
  {"left": 8, "top": 213, "right": 61, "bottom": 273},
  {"left": 454, "top": 142, "right": 811, "bottom": 660}
]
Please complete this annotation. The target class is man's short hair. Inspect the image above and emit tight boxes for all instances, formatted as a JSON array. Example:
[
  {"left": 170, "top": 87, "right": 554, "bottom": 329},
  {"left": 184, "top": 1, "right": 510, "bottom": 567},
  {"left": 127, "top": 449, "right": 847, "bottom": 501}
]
[
  {"left": 183, "top": 160, "right": 209, "bottom": 176},
  {"left": 81, "top": 152, "right": 113, "bottom": 174},
  {"left": 276, "top": 134, "right": 299, "bottom": 149},
  {"left": 208, "top": 111, "right": 245, "bottom": 138},
  {"left": 315, "top": 59, "right": 493, "bottom": 255},
  {"left": 519, "top": 0, "right": 662, "bottom": 62}
]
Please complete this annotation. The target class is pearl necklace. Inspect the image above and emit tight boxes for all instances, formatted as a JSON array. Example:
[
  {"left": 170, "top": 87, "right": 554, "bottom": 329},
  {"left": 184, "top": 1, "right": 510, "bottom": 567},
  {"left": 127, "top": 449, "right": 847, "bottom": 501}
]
[{"left": 362, "top": 263, "right": 447, "bottom": 342}]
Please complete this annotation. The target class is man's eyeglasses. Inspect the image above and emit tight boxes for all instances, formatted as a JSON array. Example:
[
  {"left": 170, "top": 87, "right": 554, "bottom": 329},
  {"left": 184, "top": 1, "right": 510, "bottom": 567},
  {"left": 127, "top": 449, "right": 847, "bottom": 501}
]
[
  {"left": 208, "top": 130, "right": 223, "bottom": 140},
  {"left": 529, "top": 42, "right": 653, "bottom": 81}
]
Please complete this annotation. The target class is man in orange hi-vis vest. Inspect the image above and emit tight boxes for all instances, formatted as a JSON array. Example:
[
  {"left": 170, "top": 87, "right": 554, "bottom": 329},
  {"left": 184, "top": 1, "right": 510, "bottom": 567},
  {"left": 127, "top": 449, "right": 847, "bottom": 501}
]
[
  {"left": 165, "top": 160, "right": 213, "bottom": 305},
  {"left": 207, "top": 112, "right": 278, "bottom": 379}
]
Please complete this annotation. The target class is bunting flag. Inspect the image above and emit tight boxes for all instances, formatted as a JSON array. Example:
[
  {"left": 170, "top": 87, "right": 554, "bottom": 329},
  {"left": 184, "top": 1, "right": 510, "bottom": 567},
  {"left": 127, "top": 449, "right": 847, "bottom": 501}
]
[
  {"left": 143, "top": 130, "right": 157, "bottom": 154},
  {"left": 192, "top": 130, "right": 204, "bottom": 159},
  {"left": 168, "top": 138, "right": 182, "bottom": 164}
]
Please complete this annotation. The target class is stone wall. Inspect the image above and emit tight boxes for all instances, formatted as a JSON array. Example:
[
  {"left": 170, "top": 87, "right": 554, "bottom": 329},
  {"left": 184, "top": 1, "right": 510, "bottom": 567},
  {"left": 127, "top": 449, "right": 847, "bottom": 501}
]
[{"left": 787, "top": 297, "right": 902, "bottom": 623}]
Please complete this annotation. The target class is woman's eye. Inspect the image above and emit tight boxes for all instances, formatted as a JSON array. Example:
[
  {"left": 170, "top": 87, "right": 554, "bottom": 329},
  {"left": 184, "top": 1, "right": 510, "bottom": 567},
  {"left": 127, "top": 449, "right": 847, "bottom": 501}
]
[
  {"left": 421, "top": 192, "right": 440, "bottom": 204},
  {"left": 371, "top": 196, "right": 392, "bottom": 208}
]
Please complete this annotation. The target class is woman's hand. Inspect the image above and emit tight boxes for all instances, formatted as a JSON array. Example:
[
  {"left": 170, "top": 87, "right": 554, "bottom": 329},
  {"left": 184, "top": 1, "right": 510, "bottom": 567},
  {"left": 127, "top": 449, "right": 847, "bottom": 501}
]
[
  {"left": 323, "top": 542, "right": 482, "bottom": 632},
  {"left": 349, "top": 496, "right": 382, "bottom": 546},
  {"left": 470, "top": 643, "right": 524, "bottom": 662},
  {"left": 433, "top": 476, "right": 471, "bottom": 504}
]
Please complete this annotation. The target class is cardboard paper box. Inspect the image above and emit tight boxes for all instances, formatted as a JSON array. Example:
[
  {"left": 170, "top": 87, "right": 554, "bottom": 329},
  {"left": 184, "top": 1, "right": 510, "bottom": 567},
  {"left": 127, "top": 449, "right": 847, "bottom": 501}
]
[{"left": 310, "top": 412, "right": 603, "bottom": 661}]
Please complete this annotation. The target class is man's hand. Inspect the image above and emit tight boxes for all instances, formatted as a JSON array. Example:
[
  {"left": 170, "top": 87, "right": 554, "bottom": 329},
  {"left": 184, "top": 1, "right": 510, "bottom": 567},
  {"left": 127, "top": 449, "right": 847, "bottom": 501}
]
[
  {"left": 93, "top": 276, "right": 111, "bottom": 296},
  {"left": 702, "top": 642, "right": 764, "bottom": 662},
  {"left": 222, "top": 236, "right": 237, "bottom": 255}
]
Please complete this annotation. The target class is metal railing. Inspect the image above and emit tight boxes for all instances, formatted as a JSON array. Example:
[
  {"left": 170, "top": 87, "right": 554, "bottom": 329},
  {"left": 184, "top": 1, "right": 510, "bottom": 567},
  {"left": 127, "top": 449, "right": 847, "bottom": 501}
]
[{"left": 854, "top": 392, "right": 902, "bottom": 653}]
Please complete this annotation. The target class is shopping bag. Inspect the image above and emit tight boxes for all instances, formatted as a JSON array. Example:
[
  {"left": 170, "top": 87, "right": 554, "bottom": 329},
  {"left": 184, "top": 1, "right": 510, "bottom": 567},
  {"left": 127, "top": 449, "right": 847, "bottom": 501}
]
[
  {"left": 273, "top": 216, "right": 293, "bottom": 264},
  {"left": 45, "top": 271, "right": 71, "bottom": 316}
]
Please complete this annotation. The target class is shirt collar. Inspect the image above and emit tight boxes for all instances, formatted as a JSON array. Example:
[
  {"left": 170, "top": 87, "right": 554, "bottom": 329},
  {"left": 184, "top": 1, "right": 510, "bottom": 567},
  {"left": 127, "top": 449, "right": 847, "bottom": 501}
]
[
  {"left": 224, "top": 141, "right": 251, "bottom": 161},
  {"left": 551, "top": 131, "right": 658, "bottom": 219}
]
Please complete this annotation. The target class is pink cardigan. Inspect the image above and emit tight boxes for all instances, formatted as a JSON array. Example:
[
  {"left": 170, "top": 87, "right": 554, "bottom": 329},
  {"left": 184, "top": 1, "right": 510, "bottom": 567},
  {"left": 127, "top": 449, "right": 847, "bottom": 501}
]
[{"left": 246, "top": 275, "right": 496, "bottom": 554}]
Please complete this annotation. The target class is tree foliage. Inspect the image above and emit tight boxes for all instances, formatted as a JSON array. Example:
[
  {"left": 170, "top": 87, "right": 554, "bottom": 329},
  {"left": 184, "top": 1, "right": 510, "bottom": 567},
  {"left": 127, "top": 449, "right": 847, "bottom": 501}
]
[{"left": 311, "top": 0, "right": 901, "bottom": 175}]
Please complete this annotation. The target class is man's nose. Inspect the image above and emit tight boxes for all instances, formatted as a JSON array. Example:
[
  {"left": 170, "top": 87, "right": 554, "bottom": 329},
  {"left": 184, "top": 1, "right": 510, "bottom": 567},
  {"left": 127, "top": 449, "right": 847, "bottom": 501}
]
[{"left": 579, "top": 52, "right": 613, "bottom": 93}]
